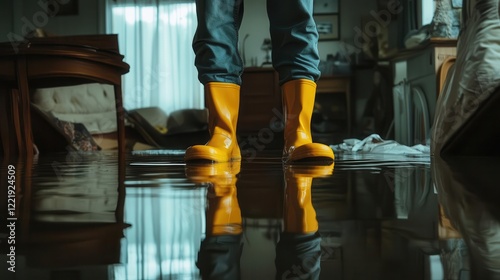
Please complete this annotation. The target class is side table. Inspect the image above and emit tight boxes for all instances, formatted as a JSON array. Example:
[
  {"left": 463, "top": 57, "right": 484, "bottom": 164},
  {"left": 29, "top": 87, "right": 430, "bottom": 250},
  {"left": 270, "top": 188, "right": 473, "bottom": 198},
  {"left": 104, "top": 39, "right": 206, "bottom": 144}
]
[{"left": 0, "top": 35, "right": 130, "bottom": 159}]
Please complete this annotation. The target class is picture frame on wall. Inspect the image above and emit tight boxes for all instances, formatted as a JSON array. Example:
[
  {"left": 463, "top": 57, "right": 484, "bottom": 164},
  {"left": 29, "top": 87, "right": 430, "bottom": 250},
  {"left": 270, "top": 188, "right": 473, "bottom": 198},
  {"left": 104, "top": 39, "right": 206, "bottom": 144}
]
[
  {"left": 314, "top": 14, "right": 340, "bottom": 41},
  {"left": 313, "top": 0, "right": 340, "bottom": 14},
  {"left": 49, "top": 0, "right": 79, "bottom": 16}
]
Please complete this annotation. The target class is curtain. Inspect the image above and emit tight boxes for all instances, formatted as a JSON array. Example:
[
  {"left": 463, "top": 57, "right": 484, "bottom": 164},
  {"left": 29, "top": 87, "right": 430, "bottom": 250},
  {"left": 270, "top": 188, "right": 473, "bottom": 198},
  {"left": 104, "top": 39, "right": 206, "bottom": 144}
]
[{"left": 106, "top": 0, "right": 204, "bottom": 114}]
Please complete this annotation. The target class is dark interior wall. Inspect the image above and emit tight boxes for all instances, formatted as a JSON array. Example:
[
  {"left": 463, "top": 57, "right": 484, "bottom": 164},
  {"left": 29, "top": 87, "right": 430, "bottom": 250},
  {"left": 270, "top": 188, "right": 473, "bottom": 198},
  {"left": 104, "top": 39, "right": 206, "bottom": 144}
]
[
  {"left": 0, "top": 1, "right": 14, "bottom": 41},
  {"left": 7, "top": 0, "right": 104, "bottom": 39},
  {"left": 240, "top": 0, "right": 379, "bottom": 64},
  {"left": 3, "top": 0, "right": 380, "bottom": 55}
]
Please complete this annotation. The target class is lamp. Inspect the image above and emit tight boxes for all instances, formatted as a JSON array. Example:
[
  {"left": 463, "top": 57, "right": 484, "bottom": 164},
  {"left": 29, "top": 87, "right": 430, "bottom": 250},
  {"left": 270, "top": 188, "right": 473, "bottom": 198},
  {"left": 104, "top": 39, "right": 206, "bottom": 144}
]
[{"left": 261, "top": 38, "right": 272, "bottom": 66}]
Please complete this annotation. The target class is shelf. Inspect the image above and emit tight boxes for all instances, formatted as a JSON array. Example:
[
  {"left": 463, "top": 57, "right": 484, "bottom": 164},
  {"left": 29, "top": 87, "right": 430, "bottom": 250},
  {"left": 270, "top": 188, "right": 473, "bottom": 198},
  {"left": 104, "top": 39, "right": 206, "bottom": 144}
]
[{"left": 316, "top": 76, "right": 352, "bottom": 136}]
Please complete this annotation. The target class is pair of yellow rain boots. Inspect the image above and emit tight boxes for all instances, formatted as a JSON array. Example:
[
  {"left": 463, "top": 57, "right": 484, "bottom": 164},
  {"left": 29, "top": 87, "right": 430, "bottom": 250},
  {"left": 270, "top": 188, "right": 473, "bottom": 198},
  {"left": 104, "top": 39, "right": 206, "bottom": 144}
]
[{"left": 184, "top": 79, "right": 334, "bottom": 163}]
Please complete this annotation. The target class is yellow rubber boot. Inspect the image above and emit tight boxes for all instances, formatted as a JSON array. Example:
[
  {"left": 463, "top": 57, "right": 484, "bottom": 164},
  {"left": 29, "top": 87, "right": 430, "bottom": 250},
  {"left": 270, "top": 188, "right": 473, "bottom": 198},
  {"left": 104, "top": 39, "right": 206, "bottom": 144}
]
[
  {"left": 185, "top": 82, "right": 241, "bottom": 162},
  {"left": 186, "top": 162, "right": 242, "bottom": 236},
  {"left": 282, "top": 79, "right": 334, "bottom": 163},
  {"left": 283, "top": 164, "right": 334, "bottom": 233}
]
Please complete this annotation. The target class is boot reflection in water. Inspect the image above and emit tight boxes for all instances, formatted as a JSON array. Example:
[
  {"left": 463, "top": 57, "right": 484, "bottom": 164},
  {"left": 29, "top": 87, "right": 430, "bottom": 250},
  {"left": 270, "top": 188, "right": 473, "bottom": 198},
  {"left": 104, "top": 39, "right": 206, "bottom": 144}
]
[
  {"left": 275, "top": 164, "right": 334, "bottom": 280},
  {"left": 186, "top": 162, "right": 242, "bottom": 279}
]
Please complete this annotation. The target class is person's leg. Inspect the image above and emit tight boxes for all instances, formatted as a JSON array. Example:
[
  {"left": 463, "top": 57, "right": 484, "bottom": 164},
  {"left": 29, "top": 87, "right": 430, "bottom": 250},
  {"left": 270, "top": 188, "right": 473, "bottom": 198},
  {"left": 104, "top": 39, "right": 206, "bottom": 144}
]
[
  {"left": 185, "top": 82, "right": 241, "bottom": 162},
  {"left": 193, "top": 0, "right": 244, "bottom": 85},
  {"left": 267, "top": 0, "right": 334, "bottom": 163},
  {"left": 267, "top": 0, "right": 320, "bottom": 85},
  {"left": 187, "top": 0, "right": 244, "bottom": 162}
]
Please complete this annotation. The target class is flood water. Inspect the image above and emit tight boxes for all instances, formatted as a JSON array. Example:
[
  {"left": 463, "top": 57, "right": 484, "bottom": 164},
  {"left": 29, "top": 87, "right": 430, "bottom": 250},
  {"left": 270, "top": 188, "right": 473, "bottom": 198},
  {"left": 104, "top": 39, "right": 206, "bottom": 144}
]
[{"left": 1, "top": 151, "right": 499, "bottom": 280}]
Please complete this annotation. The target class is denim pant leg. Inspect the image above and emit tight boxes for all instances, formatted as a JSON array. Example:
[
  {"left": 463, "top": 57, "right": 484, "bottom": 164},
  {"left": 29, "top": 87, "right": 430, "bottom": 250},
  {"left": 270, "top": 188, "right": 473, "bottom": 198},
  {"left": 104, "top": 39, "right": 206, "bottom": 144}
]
[
  {"left": 193, "top": 0, "right": 244, "bottom": 85},
  {"left": 267, "top": 0, "right": 321, "bottom": 86}
]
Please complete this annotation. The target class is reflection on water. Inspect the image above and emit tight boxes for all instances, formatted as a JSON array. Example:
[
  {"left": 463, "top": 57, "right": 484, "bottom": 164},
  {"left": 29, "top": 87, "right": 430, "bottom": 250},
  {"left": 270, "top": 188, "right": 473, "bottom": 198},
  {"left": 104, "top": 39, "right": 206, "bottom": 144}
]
[
  {"left": 189, "top": 162, "right": 242, "bottom": 279},
  {"left": 433, "top": 156, "right": 500, "bottom": 279},
  {"left": 32, "top": 155, "right": 120, "bottom": 224},
  {"left": 0, "top": 151, "right": 499, "bottom": 279},
  {"left": 276, "top": 164, "right": 334, "bottom": 280},
  {"left": 1, "top": 151, "right": 127, "bottom": 279}
]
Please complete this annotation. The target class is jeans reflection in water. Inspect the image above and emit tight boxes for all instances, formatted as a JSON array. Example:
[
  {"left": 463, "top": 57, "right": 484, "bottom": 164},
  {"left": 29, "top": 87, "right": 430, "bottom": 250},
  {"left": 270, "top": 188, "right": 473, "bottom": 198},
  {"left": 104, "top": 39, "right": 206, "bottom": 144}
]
[
  {"left": 187, "top": 162, "right": 243, "bottom": 279},
  {"left": 275, "top": 165, "right": 332, "bottom": 280}
]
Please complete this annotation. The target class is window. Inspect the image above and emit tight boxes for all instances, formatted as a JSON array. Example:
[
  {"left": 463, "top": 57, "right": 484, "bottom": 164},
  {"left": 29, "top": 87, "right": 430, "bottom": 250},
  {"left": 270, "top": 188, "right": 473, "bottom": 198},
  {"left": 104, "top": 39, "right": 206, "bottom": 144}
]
[{"left": 107, "top": 1, "right": 204, "bottom": 114}]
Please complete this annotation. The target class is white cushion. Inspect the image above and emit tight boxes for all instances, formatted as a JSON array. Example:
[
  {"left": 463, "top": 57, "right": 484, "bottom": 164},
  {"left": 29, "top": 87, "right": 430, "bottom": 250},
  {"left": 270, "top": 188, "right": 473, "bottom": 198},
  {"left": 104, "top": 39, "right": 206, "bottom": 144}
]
[{"left": 33, "top": 83, "right": 117, "bottom": 134}]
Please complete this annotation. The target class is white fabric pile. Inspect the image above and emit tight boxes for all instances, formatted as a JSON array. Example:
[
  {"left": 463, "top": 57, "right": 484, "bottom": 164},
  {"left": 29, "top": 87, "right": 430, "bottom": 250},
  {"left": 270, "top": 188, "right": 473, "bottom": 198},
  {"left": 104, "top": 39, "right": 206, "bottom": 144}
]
[{"left": 331, "top": 134, "right": 430, "bottom": 157}]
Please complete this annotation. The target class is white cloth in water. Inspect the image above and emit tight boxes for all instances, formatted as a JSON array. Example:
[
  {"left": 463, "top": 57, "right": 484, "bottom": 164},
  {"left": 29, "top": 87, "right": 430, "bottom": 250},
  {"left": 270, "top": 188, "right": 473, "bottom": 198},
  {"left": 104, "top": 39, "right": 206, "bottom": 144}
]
[{"left": 331, "top": 134, "right": 430, "bottom": 156}]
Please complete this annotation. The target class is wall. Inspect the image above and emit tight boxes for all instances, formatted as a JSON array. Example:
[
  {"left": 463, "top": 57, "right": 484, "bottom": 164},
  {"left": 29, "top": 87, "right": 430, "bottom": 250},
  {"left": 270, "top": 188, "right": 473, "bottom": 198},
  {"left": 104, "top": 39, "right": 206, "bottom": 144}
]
[
  {"left": 239, "top": 0, "right": 380, "bottom": 133},
  {"left": 5, "top": 0, "right": 104, "bottom": 40},
  {"left": 0, "top": 1, "right": 14, "bottom": 41},
  {"left": 2, "top": 0, "right": 379, "bottom": 65},
  {"left": 239, "top": 0, "right": 378, "bottom": 67},
  {"left": 238, "top": 0, "right": 269, "bottom": 67},
  {"left": 319, "top": 0, "right": 378, "bottom": 62}
]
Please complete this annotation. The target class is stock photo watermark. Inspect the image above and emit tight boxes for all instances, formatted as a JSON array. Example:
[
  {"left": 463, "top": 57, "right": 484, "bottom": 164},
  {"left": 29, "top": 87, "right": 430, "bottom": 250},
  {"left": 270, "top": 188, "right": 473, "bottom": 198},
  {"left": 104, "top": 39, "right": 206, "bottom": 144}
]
[
  {"left": 240, "top": 107, "right": 285, "bottom": 161},
  {"left": 5, "top": 165, "right": 17, "bottom": 273},
  {"left": 7, "top": 0, "right": 73, "bottom": 52},
  {"left": 352, "top": 0, "right": 403, "bottom": 50}
]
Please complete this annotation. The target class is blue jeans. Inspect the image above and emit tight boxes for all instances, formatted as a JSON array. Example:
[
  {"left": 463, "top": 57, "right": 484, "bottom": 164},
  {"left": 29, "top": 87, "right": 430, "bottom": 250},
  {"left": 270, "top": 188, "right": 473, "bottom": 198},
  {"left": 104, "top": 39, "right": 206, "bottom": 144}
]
[{"left": 193, "top": 0, "right": 320, "bottom": 86}]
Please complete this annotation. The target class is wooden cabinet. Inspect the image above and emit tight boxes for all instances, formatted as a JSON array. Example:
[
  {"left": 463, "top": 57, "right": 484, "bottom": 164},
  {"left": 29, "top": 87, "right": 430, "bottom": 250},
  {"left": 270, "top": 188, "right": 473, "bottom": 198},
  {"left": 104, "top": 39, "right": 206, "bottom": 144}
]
[
  {"left": 0, "top": 35, "right": 129, "bottom": 159},
  {"left": 237, "top": 68, "right": 353, "bottom": 152},
  {"left": 238, "top": 67, "right": 284, "bottom": 152},
  {"left": 316, "top": 76, "right": 352, "bottom": 136}
]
